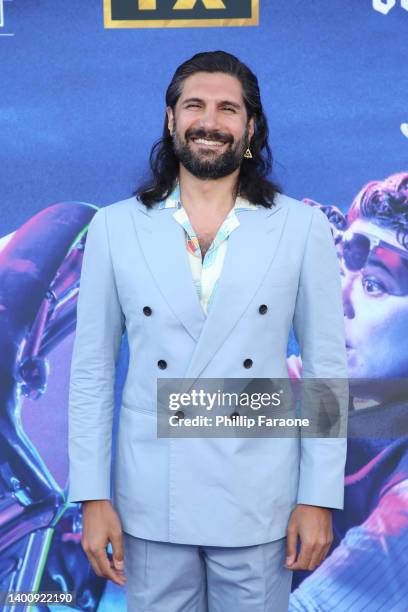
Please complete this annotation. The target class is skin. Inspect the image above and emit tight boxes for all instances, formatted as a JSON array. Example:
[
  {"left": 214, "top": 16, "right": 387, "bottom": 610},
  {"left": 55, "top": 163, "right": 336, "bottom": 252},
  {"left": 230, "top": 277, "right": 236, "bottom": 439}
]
[
  {"left": 81, "top": 500, "right": 126, "bottom": 586},
  {"left": 82, "top": 71, "right": 333, "bottom": 580},
  {"left": 285, "top": 504, "right": 334, "bottom": 571},
  {"left": 342, "top": 218, "right": 408, "bottom": 386},
  {"left": 166, "top": 71, "right": 255, "bottom": 240}
]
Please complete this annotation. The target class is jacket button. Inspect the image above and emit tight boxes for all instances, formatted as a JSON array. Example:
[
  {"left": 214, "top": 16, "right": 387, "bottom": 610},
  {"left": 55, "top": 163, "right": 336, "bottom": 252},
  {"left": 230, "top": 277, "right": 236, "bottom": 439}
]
[
  {"left": 175, "top": 410, "right": 184, "bottom": 420},
  {"left": 143, "top": 306, "right": 152, "bottom": 316},
  {"left": 259, "top": 304, "right": 268, "bottom": 314},
  {"left": 243, "top": 358, "right": 253, "bottom": 368},
  {"left": 157, "top": 359, "right": 167, "bottom": 369}
]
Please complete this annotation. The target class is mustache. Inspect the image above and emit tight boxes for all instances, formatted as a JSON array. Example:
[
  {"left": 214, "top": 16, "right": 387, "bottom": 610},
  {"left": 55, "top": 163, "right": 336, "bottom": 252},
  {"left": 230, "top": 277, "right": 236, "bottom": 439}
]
[{"left": 184, "top": 128, "right": 234, "bottom": 145}]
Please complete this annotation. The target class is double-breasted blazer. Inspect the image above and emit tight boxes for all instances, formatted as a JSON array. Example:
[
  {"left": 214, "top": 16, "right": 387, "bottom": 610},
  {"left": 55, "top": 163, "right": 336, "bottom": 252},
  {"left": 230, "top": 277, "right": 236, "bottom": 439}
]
[{"left": 68, "top": 191, "right": 348, "bottom": 546}]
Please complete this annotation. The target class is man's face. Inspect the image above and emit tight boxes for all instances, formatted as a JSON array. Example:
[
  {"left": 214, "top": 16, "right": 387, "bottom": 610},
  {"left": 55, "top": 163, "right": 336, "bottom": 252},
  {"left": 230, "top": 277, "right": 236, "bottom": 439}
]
[
  {"left": 341, "top": 217, "right": 408, "bottom": 380},
  {"left": 166, "top": 71, "right": 255, "bottom": 180}
]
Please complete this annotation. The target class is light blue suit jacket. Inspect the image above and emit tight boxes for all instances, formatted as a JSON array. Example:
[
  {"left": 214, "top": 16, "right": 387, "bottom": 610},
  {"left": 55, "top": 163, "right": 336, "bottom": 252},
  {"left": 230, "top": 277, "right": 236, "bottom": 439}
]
[{"left": 68, "top": 191, "right": 348, "bottom": 546}]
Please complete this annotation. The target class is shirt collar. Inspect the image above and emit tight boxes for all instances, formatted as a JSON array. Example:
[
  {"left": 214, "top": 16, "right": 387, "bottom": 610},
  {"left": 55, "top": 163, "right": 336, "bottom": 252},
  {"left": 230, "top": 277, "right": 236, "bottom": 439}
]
[{"left": 156, "top": 181, "right": 258, "bottom": 212}]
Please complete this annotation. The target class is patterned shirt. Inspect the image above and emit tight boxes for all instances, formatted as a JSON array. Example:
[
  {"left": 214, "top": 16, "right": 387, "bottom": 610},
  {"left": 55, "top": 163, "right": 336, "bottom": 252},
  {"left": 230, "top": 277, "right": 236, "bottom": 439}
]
[{"left": 157, "top": 182, "right": 258, "bottom": 315}]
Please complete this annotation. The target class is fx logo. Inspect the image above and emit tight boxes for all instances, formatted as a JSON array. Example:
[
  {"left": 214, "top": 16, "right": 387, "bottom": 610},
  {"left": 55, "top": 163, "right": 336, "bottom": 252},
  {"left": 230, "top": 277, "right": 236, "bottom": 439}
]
[
  {"left": 372, "top": 0, "right": 408, "bottom": 14},
  {"left": 104, "top": 0, "right": 258, "bottom": 29}
]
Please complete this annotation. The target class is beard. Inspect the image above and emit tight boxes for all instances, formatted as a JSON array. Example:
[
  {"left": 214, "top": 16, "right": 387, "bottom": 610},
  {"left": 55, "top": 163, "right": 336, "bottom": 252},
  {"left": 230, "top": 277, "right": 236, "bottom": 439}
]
[{"left": 171, "top": 124, "right": 250, "bottom": 180}]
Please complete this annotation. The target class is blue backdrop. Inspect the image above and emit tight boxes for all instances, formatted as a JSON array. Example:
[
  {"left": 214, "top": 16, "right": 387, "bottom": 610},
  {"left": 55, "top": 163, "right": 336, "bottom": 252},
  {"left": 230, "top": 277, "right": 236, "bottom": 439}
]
[{"left": 1, "top": 1, "right": 407, "bottom": 232}]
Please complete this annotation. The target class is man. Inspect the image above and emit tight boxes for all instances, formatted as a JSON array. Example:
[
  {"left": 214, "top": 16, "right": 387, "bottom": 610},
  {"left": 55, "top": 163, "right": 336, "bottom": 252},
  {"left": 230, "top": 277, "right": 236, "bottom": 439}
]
[
  {"left": 290, "top": 173, "right": 408, "bottom": 610},
  {"left": 68, "top": 51, "right": 348, "bottom": 612}
]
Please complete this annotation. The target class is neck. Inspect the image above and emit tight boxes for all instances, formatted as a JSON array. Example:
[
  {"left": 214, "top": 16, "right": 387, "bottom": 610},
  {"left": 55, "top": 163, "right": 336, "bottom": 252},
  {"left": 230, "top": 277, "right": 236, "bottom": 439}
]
[{"left": 178, "top": 165, "right": 240, "bottom": 219}]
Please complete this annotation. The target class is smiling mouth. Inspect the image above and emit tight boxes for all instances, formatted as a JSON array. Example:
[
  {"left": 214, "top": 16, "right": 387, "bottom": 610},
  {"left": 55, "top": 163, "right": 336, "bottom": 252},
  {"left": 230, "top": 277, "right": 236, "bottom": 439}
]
[{"left": 190, "top": 137, "right": 228, "bottom": 148}]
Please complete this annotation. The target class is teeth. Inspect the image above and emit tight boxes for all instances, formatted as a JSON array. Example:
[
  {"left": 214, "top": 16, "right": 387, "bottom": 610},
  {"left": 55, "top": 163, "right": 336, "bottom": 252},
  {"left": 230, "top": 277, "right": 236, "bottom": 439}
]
[{"left": 193, "top": 139, "right": 224, "bottom": 146}]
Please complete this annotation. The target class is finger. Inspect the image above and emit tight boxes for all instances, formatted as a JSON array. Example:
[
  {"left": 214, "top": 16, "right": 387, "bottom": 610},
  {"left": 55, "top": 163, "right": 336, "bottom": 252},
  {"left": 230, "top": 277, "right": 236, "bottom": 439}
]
[
  {"left": 87, "top": 548, "right": 107, "bottom": 578},
  {"left": 290, "top": 541, "right": 314, "bottom": 570},
  {"left": 307, "top": 546, "right": 323, "bottom": 571},
  {"left": 315, "top": 541, "right": 332, "bottom": 567},
  {"left": 86, "top": 552, "right": 104, "bottom": 578},
  {"left": 109, "top": 557, "right": 127, "bottom": 583},
  {"left": 81, "top": 540, "right": 104, "bottom": 578},
  {"left": 285, "top": 526, "right": 298, "bottom": 567},
  {"left": 94, "top": 548, "right": 126, "bottom": 585},
  {"left": 111, "top": 530, "right": 125, "bottom": 574}
]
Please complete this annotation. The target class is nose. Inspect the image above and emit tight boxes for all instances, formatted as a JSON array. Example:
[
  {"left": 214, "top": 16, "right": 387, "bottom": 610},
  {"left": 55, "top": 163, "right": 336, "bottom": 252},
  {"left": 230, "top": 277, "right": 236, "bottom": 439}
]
[
  {"left": 197, "top": 104, "right": 220, "bottom": 132},
  {"left": 341, "top": 267, "right": 356, "bottom": 319}
]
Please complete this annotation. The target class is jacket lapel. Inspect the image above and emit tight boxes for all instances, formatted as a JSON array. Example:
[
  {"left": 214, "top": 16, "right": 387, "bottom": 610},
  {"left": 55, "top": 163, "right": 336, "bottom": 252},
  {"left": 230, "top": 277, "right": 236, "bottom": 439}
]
[
  {"left": 130, "top": 199, "right": 206, "bottom": 342},
  {"left": 130, "top": 194, "right": 288, "bottom": 381}
]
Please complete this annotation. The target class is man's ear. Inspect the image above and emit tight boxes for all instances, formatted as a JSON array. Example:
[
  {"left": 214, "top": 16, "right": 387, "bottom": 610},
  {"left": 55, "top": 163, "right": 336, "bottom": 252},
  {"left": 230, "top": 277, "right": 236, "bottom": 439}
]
[
  {"left": 166, "top": 106, "right": 174, "bottom": 134},
  {"left": 248, "top": 115, "right": 255, "bottom": 141}
]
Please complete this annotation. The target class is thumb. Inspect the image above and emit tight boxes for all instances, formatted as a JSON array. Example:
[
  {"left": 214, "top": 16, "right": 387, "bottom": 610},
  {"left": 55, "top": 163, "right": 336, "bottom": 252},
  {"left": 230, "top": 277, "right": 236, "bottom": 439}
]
[
  {"left": 111, "top": 532, "right": 125, "bottom": 571},
  {"left": 285, "top": 527, "right": 298, "bottom": 566}
]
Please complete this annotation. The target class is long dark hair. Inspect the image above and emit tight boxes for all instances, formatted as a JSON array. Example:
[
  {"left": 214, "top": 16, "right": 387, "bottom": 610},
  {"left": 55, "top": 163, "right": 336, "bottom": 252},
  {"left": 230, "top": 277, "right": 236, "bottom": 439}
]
[{"left": 135, "top": 50, "right": 282, "bottom": 209}]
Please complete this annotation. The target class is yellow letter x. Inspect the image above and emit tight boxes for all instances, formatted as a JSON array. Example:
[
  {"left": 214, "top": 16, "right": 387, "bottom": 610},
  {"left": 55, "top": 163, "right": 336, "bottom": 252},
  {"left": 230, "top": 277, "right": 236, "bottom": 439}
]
[
  {"left": 173, "top": 0, "right": 226, "bottom": 9},
  {"left": 138, "top": 0, "right": 226, "bottom": 9},
  {"left": 138, "top": 1, "right": 156, "bottom": 9}
]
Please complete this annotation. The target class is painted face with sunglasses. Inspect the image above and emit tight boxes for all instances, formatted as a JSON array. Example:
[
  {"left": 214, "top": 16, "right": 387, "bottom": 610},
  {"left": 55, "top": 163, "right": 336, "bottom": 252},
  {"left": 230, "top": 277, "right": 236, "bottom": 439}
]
[{"left": 339, "top": 216, "right": 408, "bottom": 380}]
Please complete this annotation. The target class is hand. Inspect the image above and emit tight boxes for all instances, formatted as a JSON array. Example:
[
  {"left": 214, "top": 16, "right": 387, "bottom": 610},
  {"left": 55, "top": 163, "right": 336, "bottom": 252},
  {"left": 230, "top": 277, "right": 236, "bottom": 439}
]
[
  {"left": 285, "top": 504, "right": 333, "bottom": 571},
  {"left": 81, "top": 500, "right": 127, "bottom": 586}
]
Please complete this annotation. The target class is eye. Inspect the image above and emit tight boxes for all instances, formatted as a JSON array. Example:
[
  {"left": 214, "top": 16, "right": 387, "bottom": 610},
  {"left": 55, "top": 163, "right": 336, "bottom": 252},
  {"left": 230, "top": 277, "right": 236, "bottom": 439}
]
[
  {"left": 362, "top": 276, "right": 387, "bottom": 296},
  {"left": 222, "top": 106, "right": 236, "bottom": 113},
  {"left": 186, "top": 103, "right": 200, "bottom": 109}
]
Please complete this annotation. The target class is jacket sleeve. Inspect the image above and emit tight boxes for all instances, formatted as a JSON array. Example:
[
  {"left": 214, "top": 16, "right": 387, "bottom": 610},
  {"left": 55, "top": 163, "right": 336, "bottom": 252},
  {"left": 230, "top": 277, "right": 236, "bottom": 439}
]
[
  {"left": 67, "top": 206, "right": 125, "bottom": 503},
  {"left": 293, "top": 205, "right": 349, "bottom": 510}
]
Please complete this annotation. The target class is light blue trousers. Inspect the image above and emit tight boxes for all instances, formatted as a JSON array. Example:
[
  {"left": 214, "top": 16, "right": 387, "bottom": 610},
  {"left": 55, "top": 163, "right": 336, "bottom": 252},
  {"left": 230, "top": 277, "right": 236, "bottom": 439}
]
[{"left": 123, "top": 532, "right": 293, "bottom": 612}]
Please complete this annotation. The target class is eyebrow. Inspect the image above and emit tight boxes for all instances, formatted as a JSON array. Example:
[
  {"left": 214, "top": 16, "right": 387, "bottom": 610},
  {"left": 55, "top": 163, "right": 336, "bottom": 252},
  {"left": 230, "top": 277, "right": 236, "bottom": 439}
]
[
  {"left": 366, "top": 256, "right": 396, "bottom": 280},
  {"left": 181, "top": 97, "right": 242, "bottom": 109}
]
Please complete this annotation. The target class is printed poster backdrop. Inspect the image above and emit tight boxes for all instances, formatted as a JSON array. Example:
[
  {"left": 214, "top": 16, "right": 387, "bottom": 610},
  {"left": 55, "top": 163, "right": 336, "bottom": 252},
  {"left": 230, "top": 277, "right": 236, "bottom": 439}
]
[{"left": 1, "top": 1, "right": 407, "bottom": 610}]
